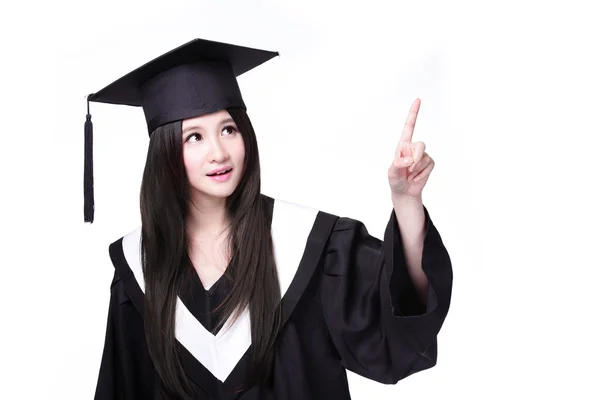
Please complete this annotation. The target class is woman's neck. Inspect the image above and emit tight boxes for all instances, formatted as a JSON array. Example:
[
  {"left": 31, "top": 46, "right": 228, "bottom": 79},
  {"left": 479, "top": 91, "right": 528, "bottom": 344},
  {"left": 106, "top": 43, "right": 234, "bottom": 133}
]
[{"left": 185, "top": 196, "right": 230, "bottom": 239}]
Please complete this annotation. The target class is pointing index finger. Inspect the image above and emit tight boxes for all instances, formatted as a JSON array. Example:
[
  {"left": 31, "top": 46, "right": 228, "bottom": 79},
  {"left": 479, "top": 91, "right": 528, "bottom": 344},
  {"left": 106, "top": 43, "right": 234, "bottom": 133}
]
[{"left": 400, "top": 98, "right": 421, "bottom": 143}]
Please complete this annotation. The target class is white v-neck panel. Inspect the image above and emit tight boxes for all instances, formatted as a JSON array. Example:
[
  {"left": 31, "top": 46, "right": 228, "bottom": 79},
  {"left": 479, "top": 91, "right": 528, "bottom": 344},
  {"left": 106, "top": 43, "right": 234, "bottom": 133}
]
[
  {"left": 121, "top": 198, "right": 319, "bottom": 382},
  {"left": 272, "top": 198, "right": 319, "bottom": 296}
]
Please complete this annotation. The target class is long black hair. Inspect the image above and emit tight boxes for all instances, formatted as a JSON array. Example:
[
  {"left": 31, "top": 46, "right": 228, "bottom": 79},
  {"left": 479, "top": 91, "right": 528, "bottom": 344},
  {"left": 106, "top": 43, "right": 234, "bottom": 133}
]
[{"left": 139, "top": 108, "right": 281, "bottom": 398}]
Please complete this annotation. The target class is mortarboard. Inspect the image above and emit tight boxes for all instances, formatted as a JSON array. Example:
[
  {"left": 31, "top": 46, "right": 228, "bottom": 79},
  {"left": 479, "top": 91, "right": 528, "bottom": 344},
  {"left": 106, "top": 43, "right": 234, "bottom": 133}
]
[{"left": 84, "top": 38, "right": 279, "bottom": 223}]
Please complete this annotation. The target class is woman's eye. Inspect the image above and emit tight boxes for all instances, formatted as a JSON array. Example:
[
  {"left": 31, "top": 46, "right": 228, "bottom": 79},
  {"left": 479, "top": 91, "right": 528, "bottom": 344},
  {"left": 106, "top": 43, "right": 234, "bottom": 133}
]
[
  {"left": 187, "top": 133, "right": 202, "bottom": 142},
  {"left": 222, "top": 125, "right": 237, "bottom": 135}
]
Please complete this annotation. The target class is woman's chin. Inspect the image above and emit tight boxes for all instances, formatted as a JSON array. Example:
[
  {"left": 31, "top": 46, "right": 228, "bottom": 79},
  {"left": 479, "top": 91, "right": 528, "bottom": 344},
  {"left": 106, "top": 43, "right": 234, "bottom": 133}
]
[{"left": 190, "top": 184, "right": 237, "bottom": 200}]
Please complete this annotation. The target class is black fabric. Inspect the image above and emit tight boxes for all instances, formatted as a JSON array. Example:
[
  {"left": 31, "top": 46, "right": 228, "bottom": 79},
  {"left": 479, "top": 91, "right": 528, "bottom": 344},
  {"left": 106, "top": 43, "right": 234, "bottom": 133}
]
[
  {"left": 179, "top": 262, "right": 232, "bottom": 336},
  {"left": 87, "top": 38, "right": 278, "bottom": 134},
  {"left": 94, "top": 194, "right": 453, "bottom": 399}
]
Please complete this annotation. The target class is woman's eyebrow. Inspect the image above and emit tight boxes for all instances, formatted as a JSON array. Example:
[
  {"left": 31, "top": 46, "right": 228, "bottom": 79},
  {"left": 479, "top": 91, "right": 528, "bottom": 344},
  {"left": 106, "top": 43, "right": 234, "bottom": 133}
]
[{"left": 182, "top": 124, "right": 202, "bottom": 134}]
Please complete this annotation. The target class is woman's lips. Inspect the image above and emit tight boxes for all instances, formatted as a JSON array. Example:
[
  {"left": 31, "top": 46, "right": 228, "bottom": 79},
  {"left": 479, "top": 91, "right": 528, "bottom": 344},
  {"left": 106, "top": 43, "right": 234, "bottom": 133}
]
[{"left": 207, "top": 168, "right": 233, "bottom": 181}]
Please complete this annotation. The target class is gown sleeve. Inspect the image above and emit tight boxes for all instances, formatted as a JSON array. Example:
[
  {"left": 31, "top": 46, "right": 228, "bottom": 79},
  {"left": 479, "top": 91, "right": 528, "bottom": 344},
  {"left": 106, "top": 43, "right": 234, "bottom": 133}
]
[
  {"left": 320, "top": 205, "right": 453, "bottom": 384},
  {"left": 93, "top": 272, "right": 158, "bottom": 400}
]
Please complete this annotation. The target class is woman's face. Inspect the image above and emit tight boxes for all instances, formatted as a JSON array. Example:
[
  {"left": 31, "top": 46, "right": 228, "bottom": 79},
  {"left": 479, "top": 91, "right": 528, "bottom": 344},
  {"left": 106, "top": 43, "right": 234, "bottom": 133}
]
[{"left": 181, "top": 110, "right": 245, "bottom": 202}]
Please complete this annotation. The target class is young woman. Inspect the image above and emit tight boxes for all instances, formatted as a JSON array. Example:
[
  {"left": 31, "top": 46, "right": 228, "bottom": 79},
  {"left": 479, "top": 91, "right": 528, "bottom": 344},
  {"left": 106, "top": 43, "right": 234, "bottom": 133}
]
[{"left": 89, "top": 38, "right": 453, "bottom": 400}]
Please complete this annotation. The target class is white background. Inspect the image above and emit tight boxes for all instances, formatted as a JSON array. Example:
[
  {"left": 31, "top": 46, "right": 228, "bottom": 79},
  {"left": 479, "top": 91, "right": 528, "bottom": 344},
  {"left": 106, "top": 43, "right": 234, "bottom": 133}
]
[{"left": 1, "top": 0, "right": 599, "bottom": 399}]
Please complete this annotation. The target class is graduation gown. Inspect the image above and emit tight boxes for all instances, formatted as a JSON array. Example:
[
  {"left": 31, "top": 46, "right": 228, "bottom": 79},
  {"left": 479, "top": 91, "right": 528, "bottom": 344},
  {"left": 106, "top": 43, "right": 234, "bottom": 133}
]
[{"left": 93, "top": 195, "right": 453, "bottom": 400}]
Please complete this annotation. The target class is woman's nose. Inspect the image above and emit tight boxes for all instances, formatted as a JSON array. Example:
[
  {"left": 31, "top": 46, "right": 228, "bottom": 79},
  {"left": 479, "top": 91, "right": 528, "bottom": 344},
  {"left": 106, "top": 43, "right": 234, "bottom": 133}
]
[{"left": 208, "top": 140, "right": 228, "bottom": 162}]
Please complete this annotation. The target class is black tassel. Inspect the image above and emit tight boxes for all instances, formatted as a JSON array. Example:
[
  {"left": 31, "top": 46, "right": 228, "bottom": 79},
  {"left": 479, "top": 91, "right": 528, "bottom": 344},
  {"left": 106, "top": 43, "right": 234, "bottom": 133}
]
[{"left": 84, "top": 97, "right": 94, "bottom": 223}]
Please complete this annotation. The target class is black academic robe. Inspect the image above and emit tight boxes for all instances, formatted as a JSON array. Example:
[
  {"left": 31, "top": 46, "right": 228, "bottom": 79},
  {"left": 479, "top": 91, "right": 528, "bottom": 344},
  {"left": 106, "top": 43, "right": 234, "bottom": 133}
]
[{"left": 93, "top": 195, "right": 453, "bottom": 400}]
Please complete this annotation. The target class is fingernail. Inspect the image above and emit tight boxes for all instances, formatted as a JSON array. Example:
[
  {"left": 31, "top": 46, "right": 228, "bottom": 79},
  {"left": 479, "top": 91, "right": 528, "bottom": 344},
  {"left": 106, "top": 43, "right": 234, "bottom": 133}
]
[{"left": 404, "top": 158, "right": 413, "bottom": 164}]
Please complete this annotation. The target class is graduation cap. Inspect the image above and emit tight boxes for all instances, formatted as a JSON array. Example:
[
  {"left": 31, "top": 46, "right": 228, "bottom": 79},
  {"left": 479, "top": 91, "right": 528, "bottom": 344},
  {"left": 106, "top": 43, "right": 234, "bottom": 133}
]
[{"left": 83, "top": 38, "right": 279, "bottom": 223}]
